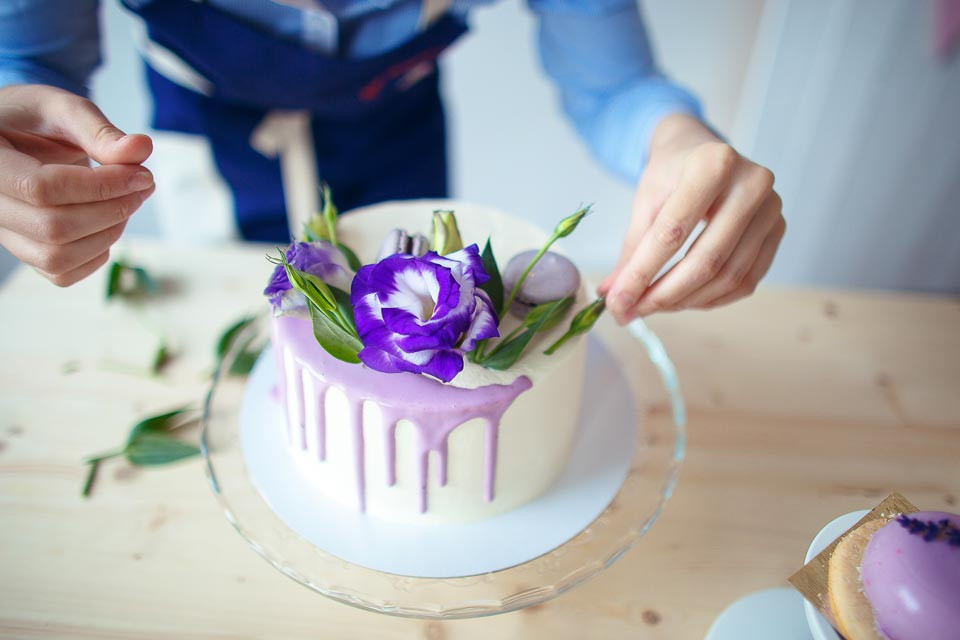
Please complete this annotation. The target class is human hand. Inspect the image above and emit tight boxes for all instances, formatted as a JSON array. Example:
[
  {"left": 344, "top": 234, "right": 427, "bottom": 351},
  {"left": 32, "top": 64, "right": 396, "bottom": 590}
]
[
  {"left": 599, "top": 113, "right": 785, "bottom": 324},
  {"left": 0, "top": 84, "right": 154, "bottom": 286}
]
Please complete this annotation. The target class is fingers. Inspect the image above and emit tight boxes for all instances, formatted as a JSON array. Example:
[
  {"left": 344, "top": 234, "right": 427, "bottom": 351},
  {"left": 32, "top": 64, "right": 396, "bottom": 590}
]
[
  {"left": 0, "top": 219, "right": 129, "bottom": 284},
  {"left": 631, "top": 170, "right": 778, "bottom": 316},
  {"left": 0, "top": 144, "right": 154, "bottom": 206},
  {"left": 0, "top": 185, "right": 153, "bottom": 245},
  {"left": 690, "top": 216, "right": 786, "bottom": 309},
  {"left": 664, "top": 196, "right": 779, "bottom": 311},
  {"left": 1, "top": 84, "right": 153, "bottom": 166},
  {"left": 606, "top": 142, "right": 738, "bottom": 322},
  {"left": 2, "top": 129, "right": 89, "bottom": 165},
  {"left": 36, "top": 249, "right": 112, "bottom": 288},
  {"left": 36, "top": 89, "right": 153, "bottom": 165}
]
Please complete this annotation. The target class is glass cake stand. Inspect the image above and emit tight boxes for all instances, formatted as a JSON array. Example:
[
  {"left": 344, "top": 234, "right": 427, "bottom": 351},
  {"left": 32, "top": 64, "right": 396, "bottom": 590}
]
[{"left": 201, "top": 312, "right": 686, "bottom": 619}]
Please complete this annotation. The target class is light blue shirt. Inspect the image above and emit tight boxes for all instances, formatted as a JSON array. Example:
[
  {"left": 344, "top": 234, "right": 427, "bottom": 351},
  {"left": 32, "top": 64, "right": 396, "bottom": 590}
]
[{"left": 0, "top": 0, "right": 702, "bottom": 182}]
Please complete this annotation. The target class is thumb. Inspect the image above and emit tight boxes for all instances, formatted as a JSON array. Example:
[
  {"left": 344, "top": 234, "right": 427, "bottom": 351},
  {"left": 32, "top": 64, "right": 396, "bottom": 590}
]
[{"left": 37, "top": 87, "right": 153, "bottom": 165}]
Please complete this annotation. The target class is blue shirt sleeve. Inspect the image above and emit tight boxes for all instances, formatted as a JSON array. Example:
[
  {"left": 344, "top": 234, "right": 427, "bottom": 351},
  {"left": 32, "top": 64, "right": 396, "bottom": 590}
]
[
  {"left": 528, "top": 0, "right": 702, "bottom": 182},
  {"left": 0, "top": 0, "right": 101, "bottom": 97}
]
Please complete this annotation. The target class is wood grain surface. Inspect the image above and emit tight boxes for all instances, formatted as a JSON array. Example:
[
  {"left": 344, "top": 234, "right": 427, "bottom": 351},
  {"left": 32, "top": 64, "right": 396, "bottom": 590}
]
[{"left": 1, "top": 240, "right": 958, "bottom": 639}]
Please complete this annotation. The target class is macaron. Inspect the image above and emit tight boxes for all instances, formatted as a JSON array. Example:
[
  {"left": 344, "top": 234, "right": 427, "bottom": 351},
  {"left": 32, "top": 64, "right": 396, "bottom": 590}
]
[
  {"left": 376, "top": 229, "right": 429, "bottom": 261},
  {"left": 501, "top": 250, "right": 581, "bottom": 318}
]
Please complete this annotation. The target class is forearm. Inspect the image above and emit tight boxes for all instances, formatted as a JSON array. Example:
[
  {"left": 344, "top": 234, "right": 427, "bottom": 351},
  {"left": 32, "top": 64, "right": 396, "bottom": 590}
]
[
  {"left": 0, "top": 0, "right": 101, "bottom": 96},
  {"left": 531, "top": 0, "right": 702, "bottom": 182}
]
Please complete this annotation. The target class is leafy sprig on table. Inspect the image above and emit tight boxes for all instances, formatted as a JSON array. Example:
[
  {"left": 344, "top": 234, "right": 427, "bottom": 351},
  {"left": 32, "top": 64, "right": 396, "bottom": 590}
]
[
  {"left": 105, "top": 259, "right": 158, "bottom": 301},
  {"left": 104, "top": 259, "right": 170, "bottom": 376},
  {"left": 215, "top": 316, "right": 262, "bottom": 376},
  {"left": 81, "top": 315, "right": 265, "bottom": 497},
  {"left": 82, "top": 408, "right": 200, "bottom": 498}
]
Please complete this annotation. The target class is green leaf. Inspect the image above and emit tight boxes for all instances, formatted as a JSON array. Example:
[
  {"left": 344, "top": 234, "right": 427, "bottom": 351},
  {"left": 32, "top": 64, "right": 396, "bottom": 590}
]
[
  {"left": 329, "top": 285, "right": 357, "bottom": 334},
  {"left": 127, "top": 407, "right": 194, "bottom": 442},
  {"left": 124, "top": 433, "right": 201, "bottom": 466},
  {"left": 309, "top": 302, "right": 362, "bottom": 364},
  {"left": 214, "top": 316, "right": 262, "bottom": 377},
  {"left": 80, "top": 408, "right": 200, "bottom": 496},
  {"left": 228, "top": 346, "right": 261, "bottom": 376},
  {"left": 272, "top": 249, "right": 363, "bottom": 362},
  {"left": 215, "top": 316, "right": 255, "bottom": 361},
  {"left": 150, "top": 339, "right": 171, "bottom": 375},
  {"left": 479, "top": 238, "right": 504, "bottom": 315},
  {"left": 337, "top": 242, "right": 363, "bottom": 271},
  {"left": 521, "top": 296, "right": 574, "bottom": 332},
  {"left": 285, "top": 264, "right": 336, "bottom": 313},
  {"left": 132, "top": 266, "right": 158, "bottom": 295},
  {"left": 480, "top": 297, "right": 571, "bottom": 370},
  {"left": 105, "top": 260, "right": 159, "bottom": 301},
  {"left": 105, "top": 261, "right": 123, "bottom": 299}
]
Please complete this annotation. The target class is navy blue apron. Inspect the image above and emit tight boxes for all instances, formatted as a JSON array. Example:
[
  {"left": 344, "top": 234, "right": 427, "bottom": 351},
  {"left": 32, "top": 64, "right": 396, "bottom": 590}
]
[{"left": 121, "top": 0, "right": 468, "bottom": 241}]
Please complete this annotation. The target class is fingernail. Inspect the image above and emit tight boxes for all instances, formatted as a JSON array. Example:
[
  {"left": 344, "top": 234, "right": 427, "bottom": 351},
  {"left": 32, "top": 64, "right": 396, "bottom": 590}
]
[{"left": 129, "top": 171, "right": 153, "bottom": 191}]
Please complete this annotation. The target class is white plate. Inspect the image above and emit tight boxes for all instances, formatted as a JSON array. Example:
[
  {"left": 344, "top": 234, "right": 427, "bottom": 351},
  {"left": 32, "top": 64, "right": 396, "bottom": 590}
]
[
  {"left": 706, "top": 588, "right": 813, "bottom": 640},
  {"left": 802, "top": 510, "right": 870, "bottom": 640}
]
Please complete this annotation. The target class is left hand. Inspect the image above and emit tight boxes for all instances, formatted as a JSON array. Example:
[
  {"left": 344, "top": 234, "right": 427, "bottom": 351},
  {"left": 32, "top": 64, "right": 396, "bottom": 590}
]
[{"left": 599, "top": 113, "right": 785, "bottom": 324}]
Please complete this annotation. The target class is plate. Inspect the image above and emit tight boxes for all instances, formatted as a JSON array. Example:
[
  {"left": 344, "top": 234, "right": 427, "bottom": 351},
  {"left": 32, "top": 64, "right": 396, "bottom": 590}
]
[
  {"left": 802, "top": 510, "right": 870, "bottom": 640},
  {"left": 201, "top": 314, "right": 686, "bottom": 618},
  {"left": 705, "top": 588, "right": 813, "bottom": 640}
]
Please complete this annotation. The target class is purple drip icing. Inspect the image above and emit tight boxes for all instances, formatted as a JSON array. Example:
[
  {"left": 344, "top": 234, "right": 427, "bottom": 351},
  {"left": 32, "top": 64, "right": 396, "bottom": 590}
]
[{"left": 271, "top": 315, "right": 532, "bottom": 514}]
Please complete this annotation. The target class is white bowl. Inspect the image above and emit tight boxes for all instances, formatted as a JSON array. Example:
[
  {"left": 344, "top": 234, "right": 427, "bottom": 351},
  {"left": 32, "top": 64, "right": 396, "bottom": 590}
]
[{"left": 802, "top": 510, "right": 871, "bottom": 640}]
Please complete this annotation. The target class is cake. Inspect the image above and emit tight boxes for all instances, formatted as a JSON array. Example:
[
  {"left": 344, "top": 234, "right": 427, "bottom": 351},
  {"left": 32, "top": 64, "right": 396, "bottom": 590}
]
[
  {"left": 262, "top": 198, "right": 604, "bottom": 524},
  {"left": 827, "top": 510, "right": 960, "bottom": 640}
]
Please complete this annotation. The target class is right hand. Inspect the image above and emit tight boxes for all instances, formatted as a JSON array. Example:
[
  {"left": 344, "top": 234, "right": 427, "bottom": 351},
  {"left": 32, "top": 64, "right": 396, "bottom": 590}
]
[{"left": 0, "top": 84, "right": 154, "bottom": 286}]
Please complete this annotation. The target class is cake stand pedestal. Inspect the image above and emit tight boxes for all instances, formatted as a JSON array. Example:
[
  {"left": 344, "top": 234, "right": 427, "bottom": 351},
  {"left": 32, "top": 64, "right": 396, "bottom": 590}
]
[{"left": 201, "top": 314, "right": 685, "bottom": 619}]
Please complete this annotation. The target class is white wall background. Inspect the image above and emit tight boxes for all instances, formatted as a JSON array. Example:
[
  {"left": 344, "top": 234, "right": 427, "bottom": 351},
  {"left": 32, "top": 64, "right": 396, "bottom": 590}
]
[{"left": 2, "top": 0, "right": 958, "bottom": 294}]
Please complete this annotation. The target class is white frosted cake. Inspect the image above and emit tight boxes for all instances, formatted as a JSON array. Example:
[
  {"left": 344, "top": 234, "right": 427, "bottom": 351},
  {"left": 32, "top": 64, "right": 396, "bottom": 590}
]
[{"left": 264, "top": 200, "right": 599, "bottom": 524}]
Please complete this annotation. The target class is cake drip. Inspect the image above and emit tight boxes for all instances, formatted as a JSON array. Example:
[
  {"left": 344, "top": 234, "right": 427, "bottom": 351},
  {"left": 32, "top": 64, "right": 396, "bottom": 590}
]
[{"left": 272, "top": 315, "right": 533, "bottom": 513}]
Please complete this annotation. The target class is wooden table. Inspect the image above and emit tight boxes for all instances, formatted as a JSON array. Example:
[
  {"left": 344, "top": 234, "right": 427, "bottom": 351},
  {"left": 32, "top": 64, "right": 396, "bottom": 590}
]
[{"left": 1, "top": 241, "right": 958, "bottom": 639}]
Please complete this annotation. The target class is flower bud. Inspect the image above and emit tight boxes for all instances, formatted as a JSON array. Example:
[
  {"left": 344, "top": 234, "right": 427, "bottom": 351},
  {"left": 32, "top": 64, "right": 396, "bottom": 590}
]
[
  {"left": 431, "top": 210, "right": 463, "bottom": 255},
  {"left": 321, "top": 182, "right": 339, "bottom": 244},
  {"left": 552, "top": 205, "right": 591, "bottom": 239},
  {"left": 544, "top": 297, "right": 606, "bottom": 355}
]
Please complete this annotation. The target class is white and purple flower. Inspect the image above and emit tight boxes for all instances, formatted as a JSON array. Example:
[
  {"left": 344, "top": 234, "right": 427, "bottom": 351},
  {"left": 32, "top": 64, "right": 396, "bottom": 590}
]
[
  {"left": 350, "top": 245, "right": 500, "bottom": 382},
  {"left": 264, "top": 241, "right": 354, "bottom": 312}
]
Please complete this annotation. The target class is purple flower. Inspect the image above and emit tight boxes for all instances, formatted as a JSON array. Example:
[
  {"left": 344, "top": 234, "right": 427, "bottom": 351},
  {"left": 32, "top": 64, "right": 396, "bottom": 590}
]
[
  {"left": 350, "top": 245, "right": 499, "bottom": 382},
  {"left": 264, "top": 241, "right": 354, "bottom": 312}
]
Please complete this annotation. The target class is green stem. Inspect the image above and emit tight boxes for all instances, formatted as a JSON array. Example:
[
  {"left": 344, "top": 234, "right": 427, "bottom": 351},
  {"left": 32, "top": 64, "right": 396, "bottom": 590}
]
[
  {"left": 544, "top": 333, "right": 572, "bottom": 356},
  {"left": 80, "top": 449, "right": 125, "bottom": 498},
  {"left": 500, "top": 236, "right": 558, "bottom": 319},
  {"left": 81, "top": 460, "right": 100, "bottom": 498},
  {"left": 482, "top": 325, "right": 525, "bottom": 360}
]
